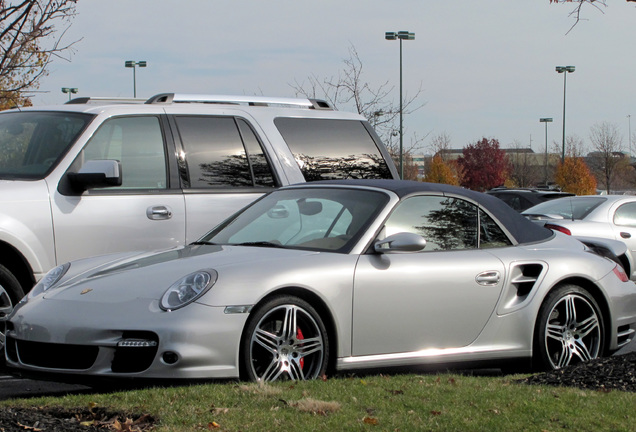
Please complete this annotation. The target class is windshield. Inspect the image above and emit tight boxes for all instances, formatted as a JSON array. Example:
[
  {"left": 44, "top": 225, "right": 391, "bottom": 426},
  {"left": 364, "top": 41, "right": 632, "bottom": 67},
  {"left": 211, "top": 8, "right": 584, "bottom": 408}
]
[
  {"left": 522, "top": 196, "right": 605, "bottom": 220},
  {"left": 201, "top": 187, "right": 390, "bottom": 252},
  {"left": 0, "top": 111, "right": 92, "bottom": 179}
]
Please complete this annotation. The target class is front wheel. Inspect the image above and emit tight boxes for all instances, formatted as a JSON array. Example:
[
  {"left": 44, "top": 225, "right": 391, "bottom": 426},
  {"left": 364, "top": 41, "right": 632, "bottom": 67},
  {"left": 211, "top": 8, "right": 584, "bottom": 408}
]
[
  {"left": 534, "top": 284, "right": 604, "bottom": 371},
  {"left": 241, "top": 295, "right": 329, "bottom": 382}
]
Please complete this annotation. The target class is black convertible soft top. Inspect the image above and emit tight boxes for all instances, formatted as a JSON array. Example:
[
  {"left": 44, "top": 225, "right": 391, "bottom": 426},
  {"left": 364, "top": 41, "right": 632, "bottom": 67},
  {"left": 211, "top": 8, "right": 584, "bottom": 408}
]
[{"left": 306, "top": 179, "right": 554, "bottom": 245}]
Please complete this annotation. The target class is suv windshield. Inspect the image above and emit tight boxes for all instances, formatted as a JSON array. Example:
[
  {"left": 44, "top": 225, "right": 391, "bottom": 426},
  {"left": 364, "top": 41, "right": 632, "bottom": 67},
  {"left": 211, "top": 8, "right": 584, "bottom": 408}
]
[
  {"left": 522, "top": 196, "right": 606, "bottom": 220},
  {"left": 0, "top": 111, "right": 92, "bottom": 179}
]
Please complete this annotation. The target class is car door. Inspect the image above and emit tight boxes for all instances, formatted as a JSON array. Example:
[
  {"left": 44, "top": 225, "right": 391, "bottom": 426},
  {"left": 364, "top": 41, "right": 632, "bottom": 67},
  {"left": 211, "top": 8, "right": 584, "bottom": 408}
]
[
  {"left": 51, "top": 115, "right": 186, "bottom": 264},
  {"left": 352, "top": 194, "right": 507, "bottom": 356},
  {"left": 611, "top": 201, "right": 636, "bottom": 258},
  {"left": 168, "top": 114, "right": 279, "bottom": 242}
]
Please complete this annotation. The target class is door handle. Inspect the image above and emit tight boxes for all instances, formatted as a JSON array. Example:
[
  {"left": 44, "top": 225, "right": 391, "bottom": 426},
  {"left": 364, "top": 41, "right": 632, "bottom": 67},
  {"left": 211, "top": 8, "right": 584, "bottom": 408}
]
[
  {"left": 146, "top": 206, "right": 173, "bottom": 220},
  {"left": 621, "top": 232, "right": 632, "bottom": 239},
  {"left": 476, "top": 271, "right": 500, "bottom": 286}
]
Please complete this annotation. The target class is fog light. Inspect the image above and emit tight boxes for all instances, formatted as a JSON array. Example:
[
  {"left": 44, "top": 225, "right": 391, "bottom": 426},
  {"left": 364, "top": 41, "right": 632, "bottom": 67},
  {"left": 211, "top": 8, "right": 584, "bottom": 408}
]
[
  {"left": 162, "top": 351, "right": 179, "bottom": 364},
  {"left": 117, "top": 339, "right": 158, "bottom": 348}
]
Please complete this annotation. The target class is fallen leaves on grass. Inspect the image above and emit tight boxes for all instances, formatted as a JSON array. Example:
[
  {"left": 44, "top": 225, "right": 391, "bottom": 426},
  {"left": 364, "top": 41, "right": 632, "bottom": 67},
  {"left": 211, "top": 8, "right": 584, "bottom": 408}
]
[{"left": 288, "top": 398, "right": 341, "bottom": 416}]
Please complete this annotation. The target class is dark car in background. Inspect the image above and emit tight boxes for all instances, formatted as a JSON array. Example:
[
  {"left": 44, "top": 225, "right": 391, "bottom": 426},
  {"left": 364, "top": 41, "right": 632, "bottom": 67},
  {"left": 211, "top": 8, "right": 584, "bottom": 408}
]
[{"left": 487, "top": 188, "right": 575, "bottom": 212}]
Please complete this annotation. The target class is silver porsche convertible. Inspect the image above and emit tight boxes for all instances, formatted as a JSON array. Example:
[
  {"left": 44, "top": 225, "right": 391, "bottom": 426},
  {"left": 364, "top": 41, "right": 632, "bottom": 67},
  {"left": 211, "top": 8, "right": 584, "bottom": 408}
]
[{"left": 6, "top": 180, "right": 636, "bottom": 383}]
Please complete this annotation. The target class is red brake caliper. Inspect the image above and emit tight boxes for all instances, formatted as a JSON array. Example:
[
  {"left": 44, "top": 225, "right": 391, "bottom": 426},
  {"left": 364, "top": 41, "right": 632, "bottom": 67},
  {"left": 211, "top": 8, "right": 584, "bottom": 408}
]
[{"left": 297, "top": 328, "right": 304, "bottom": 369}]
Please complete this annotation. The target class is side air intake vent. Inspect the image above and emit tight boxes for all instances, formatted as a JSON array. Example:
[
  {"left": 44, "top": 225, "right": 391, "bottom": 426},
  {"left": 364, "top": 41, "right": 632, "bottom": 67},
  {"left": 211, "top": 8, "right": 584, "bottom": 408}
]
[{"left": 498, "top": 263, "right": 546, "bottom": 314}]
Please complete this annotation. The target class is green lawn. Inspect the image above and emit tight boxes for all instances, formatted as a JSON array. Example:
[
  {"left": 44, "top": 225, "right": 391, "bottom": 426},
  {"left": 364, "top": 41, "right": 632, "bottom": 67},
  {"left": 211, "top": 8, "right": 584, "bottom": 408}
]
[{"left": 3, "top": 373, "right": 634, "bottom": 431}]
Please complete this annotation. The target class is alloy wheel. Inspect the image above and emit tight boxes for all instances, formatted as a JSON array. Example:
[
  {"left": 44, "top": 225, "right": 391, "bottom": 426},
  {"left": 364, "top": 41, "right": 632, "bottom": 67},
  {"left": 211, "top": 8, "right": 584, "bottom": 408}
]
[
  {"left": 544, "top": 293, "right": 602, "bottom": 369},
  {"left": 248, "top": 303, "right": 325, "bottom": 381}
]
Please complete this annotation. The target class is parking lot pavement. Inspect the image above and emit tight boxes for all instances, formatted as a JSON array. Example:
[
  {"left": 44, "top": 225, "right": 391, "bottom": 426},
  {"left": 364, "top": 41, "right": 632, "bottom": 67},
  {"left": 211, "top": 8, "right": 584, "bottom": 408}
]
[{"left": 0, "top": 374, "right": 92, "bottom": 401}]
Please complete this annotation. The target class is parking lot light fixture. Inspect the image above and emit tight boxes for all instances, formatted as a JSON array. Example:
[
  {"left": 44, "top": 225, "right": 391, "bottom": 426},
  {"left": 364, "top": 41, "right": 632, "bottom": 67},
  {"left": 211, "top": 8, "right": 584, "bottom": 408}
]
[
  {"left": 555, "top": 65, "right": 575, "bottom": 163},
  {"left": 385, "top": 31, "right": 415, "bottom": 179},
  {"left": 540, "top": 118, "right": 553, "bottom": 184},
  {"left": 61, "top": 87, "right": 78, "bottom": 101},
  {"left": 125, "top": 60, "right": 147, "bottom": 98}
]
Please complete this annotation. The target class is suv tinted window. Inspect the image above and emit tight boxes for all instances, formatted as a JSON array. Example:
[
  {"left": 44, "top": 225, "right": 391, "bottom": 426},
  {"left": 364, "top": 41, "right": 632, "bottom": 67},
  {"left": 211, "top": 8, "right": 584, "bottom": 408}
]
[
  {"left": 81, "top": 116, "right": 166, "bottom": 189},
  {"left": 274, "top": 118, "right": 392, "bottom": 181},
  {"left": 176, "top": 116, "right": 276, "bottom": 188}
]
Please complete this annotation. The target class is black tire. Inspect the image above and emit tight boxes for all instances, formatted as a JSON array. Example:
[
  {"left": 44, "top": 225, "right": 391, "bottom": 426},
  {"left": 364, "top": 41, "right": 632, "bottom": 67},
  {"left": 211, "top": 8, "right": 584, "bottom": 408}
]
[
  {"left": 533, "top": 284, "right": 604, "bottom": 371},
  {"left": 0, "top": 265, "right": 24, "bottom": 367},
  {"left": 241, "top": 295, "right": 329, "bottom": 382}
]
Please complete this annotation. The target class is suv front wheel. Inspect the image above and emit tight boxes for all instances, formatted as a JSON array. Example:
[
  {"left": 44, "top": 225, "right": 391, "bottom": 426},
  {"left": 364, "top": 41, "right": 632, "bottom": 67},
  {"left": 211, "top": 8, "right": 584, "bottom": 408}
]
[{"left": 0, "top": 265, "right": 24, "bottom": 353}]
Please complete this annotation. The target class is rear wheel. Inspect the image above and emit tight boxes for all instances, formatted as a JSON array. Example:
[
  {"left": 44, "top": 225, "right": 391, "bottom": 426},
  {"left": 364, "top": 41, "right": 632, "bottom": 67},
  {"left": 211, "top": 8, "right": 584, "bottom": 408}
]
[
  {"left": 241, "top": 295, "right": 329, "bottom": 382},
  {"left": 534, "top": 284, "right": 604, "bottom": 370}
]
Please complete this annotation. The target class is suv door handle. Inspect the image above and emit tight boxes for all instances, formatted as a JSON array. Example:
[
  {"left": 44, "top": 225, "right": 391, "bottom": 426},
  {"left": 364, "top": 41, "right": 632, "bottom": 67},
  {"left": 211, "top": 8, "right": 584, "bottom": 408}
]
[
  {"left": 476, "top": 271, "right": 500, "bottom": 286},
  {"left": 621, "top": 232, "right": 632, "bottom": 239},
  {"left": 147, "top": 206, "right": 173, "bottom": 220}
]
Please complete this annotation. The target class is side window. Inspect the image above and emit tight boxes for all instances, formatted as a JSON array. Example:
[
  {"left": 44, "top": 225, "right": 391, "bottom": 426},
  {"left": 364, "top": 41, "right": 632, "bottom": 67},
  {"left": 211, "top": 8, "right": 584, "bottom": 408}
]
[
  {"left": 384, "top": 196, "right": 478, "bottom": 251},
  {"left": 81, "top": 116, "right": 166, "bottom": 189},
  {"left": 614, "top": 202, "right": 636, "bottom": 227},
  {"left": 274, "top": 117, "right": 392, "bottom": 180},
  {"left": 495, "top": 194, "right": 521, "bottom": 211},
  {"left": 237, "top": 119, "right": 276, "bottom": 187},
  {"left": 175, "top": 116, "right": 276, "bottom": 188},
  {"left": 479, "top": 209, "right": 512, "bottom": 248}
]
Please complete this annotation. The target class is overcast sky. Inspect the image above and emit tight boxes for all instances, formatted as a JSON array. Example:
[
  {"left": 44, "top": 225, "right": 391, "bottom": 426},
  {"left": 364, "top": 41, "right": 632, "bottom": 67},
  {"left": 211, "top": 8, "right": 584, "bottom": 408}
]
[{"left": 33, "top": 0, "right": 636, "bottom": 155}]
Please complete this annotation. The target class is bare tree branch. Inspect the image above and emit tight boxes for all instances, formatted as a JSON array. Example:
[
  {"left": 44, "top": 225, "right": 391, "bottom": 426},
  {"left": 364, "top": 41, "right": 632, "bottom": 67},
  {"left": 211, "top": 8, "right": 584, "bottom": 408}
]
[
  {"left": 549, "top": 0, "right": 609, "bottom": 33},
  {"left": 290, "top": 43, "right": 427, "bottom": 159}
]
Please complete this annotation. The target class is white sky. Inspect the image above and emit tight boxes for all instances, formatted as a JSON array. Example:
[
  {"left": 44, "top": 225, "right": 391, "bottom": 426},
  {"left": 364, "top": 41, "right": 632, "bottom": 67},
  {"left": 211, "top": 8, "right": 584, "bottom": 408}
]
[{"left": 33, "top": 0, "right": 636, "bottom": 154}]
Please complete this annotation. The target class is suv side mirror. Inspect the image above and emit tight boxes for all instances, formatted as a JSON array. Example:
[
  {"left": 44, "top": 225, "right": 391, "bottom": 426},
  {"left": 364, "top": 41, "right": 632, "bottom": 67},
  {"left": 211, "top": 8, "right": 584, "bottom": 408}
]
[
  {"left": 67, "top": 160, "right": 122, "bottom": 191},
  {"left": 374, "top": 232, "right": 427, "bottom": 253}
]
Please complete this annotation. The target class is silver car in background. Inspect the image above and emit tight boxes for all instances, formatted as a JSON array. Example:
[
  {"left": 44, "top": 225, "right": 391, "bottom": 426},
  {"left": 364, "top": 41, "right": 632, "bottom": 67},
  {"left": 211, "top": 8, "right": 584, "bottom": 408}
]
[
  {"left": 6, "top": 180, "right": 636, "bottom": 383},
  {"left": 523, "top": 195, "right": 636, "bottom": 279}
]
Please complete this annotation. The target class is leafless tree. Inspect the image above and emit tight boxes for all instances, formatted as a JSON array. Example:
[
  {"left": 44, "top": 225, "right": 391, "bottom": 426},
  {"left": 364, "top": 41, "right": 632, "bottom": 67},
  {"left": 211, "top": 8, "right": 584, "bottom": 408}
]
[
  {"left": 0, "top": 0, "right": 78, "bottom": 108},
  {"left": 551, "top": 134, "right": 587, "bottom": 158},
  {"left": 550, "top": 0, "right": 636, "bottom": 33},
  {"left": 507, "top": 140, "right": 541, "bottom": 188},
  {"left": 588, "top": 121, "right": 624, "bottom": 193},
  {"left": 429, "top": 132, "right": 453, "bottom": 160},
  {"left": 290, "top": 44, "right": 426, "bottom": 158}
]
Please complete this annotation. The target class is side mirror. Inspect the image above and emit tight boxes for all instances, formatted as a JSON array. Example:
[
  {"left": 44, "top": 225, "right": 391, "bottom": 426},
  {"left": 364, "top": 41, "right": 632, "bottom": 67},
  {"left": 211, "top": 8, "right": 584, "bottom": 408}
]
[
  {"left": 67, "top": 160, "right": 122, "bottom": 191},
  {"left": 374, "top": 232, "right": 427, "bottom": 253}
]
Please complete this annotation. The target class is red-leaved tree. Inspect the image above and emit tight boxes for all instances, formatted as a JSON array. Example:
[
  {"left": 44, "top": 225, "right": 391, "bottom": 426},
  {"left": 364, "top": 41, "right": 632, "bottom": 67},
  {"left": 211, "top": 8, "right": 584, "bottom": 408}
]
[{"left": 458, "top": 138, "right": 509, "bottom": 192}]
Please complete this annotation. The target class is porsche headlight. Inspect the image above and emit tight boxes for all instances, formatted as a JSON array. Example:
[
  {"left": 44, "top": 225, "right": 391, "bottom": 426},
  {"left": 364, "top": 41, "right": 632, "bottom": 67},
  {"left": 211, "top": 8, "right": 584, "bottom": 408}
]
[
  {"left": 160, "top": 270, "right": 218, "bottom": 311},
  {"left": 29, "top": 263, "right": 71, "bottom": 298}
]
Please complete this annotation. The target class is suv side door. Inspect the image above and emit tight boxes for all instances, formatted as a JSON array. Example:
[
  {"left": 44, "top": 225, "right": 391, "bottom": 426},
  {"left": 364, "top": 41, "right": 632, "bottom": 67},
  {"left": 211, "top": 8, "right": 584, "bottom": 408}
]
[
  {"left": 51, "top": 114, "right": 186, "bottom": 263},
  {"left": 168, "top": 113, "right": 280, "bottom": 242}
]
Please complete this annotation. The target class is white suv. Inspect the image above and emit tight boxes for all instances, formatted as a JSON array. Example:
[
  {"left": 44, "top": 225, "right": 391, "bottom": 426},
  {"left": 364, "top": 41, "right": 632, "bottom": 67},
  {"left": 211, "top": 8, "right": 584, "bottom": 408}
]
[{"left": 0, "top": 93, "right": 397, "bottom": 318}]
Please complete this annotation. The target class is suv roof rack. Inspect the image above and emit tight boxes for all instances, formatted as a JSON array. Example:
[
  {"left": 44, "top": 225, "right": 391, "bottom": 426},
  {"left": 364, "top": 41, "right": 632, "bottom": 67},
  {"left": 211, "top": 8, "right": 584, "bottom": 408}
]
[
  {"left": 145, "top": 93, "right": 334, "bottom": 110},
  {"left": 66, "top": 97, "right": 146, "bottom": 105}
]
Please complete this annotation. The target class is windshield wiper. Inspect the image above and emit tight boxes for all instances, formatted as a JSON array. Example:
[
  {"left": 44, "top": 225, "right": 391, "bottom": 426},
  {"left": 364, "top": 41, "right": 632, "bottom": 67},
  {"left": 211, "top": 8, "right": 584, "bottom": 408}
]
[
  {"left": 190, "top": 241, "right": 218, "bottom": 246},
  {"left": 235, "top": 241, "right": 286, "bottom": 248}
]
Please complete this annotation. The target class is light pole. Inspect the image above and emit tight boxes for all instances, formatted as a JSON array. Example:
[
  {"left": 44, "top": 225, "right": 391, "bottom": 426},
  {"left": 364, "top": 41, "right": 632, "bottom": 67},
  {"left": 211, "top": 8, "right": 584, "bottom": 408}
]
[
  {"left": 628, "top": 114, "right": 632, "bottom": 158},
  {"left": 555, "top": 66, "right": 575, "bottom": 163},
  {"left": 124, "top": 60, "right": 147, "bottom": 98},
  {"left": 61, "top": 87, "right": 78, "bottom": 101},
  {"left": 540, "top": 118, "right": 553, "bottom": 185},
  {"left": 385, "top": 30, "right": 415, "bottom": 179}
]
